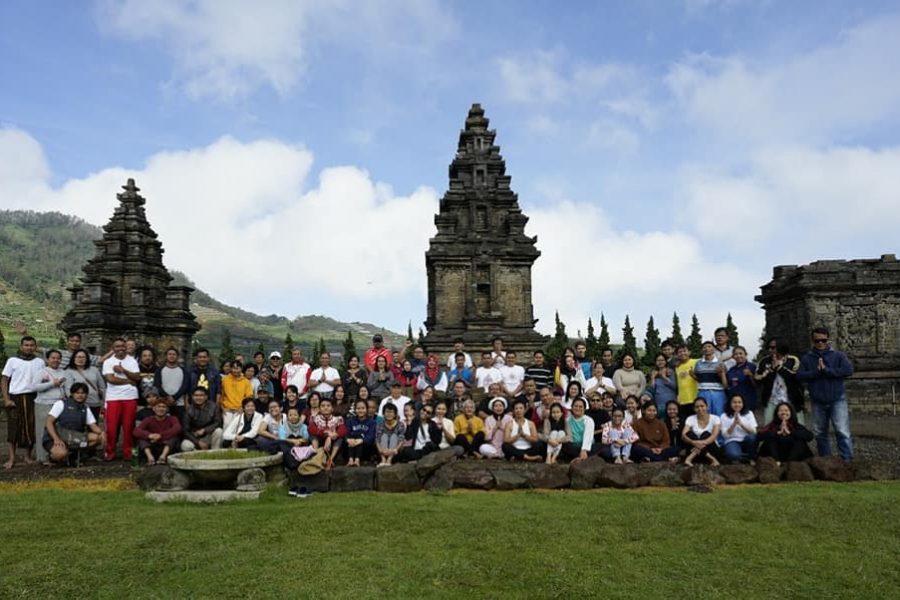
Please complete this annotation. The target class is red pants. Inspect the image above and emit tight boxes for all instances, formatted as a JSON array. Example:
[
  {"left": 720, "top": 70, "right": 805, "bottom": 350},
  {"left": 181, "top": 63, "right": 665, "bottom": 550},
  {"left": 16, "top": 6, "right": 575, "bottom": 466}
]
[{"left": 105, "top": 399, "right": 137, "bottom": 459}]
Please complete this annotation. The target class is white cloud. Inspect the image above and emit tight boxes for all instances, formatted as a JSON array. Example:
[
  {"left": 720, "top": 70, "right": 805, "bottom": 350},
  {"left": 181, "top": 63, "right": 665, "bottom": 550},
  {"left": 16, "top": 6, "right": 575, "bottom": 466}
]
[{"left": 666, "top": 15, "right": 900, "bottom": 144}]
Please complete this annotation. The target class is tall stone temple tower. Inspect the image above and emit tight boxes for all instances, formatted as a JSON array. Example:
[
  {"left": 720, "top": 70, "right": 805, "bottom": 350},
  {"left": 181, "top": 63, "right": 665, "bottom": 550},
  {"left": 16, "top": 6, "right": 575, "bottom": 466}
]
[
  {"left": 423, "top": 104, "right": 546, "bottom": 355},
  {"left": 60, "top": 179, "right": 199, "bottom": 357}
]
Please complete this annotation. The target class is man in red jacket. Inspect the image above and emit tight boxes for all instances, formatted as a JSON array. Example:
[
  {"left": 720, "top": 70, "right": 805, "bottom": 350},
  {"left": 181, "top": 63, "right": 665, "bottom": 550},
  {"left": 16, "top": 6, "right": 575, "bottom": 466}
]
[{"left": 363, "top": 334, "right": 393, "bottom": 373}]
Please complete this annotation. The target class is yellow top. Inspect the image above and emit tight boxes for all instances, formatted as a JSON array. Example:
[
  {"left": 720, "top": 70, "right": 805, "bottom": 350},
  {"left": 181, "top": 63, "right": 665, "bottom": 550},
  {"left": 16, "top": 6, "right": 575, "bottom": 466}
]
[
  {"left": 675, "top": 358, "right": 699, "bottom": 406},
  {"left": 453, "top": 414, "right": 485, "bottom": 443},
  {"left": 221, "top": 375, "right": 252, "bottom": 411}
]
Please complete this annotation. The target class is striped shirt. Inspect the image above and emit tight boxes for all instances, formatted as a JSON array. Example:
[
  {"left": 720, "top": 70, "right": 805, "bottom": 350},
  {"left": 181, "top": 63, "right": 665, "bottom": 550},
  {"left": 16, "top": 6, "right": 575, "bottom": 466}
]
[
  {"left": 524, "top": 365, "right": 553, "bottom": 391},
  {"left": 693, "top": 358, "right": 724, "bottom": 391}
]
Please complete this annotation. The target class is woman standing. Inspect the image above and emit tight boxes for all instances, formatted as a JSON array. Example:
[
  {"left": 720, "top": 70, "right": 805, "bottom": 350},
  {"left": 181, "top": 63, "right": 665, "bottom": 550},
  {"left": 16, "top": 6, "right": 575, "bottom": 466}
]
[
  {"left": 612, "top": 353, "right": 646, "bottom": 404},
  {"left": 341, "top": 355, "right": 367, "bottom": 401},
  {"left": 681, "top": 397, "right": 722, "bottom": 467},
  {"left": 64, "top": 349, "right": 106, "bottom": 420},
  {"left": 33, "top": 350, "right": 67, "bottom": 463},
  {"left": 367, "top": 355, "right": 395, "bottom": 401},
  {"left": 691, "top": 342, "right": 728, "bottom": 417},
  {"left": 416, "top": 355, "right": 449, "bottom": 397}
]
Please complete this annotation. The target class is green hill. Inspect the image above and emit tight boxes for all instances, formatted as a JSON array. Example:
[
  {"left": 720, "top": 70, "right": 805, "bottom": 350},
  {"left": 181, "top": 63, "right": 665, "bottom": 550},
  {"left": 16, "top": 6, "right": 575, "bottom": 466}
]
[{"left": 0, "top": 210, "right": 403, "bottom": 358}]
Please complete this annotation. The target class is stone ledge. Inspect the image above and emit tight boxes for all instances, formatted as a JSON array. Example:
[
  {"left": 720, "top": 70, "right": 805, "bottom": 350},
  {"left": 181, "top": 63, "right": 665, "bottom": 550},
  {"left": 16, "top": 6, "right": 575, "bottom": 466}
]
[{"left": 146, "top": 490, "right": 261, "bottom": 503}]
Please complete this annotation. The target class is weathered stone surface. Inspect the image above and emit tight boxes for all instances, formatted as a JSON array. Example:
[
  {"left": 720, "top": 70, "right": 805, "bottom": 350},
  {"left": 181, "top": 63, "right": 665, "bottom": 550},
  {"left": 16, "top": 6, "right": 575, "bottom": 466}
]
[
  {"left": 415, "top": 447, "right": 462, "bottom": 479},
  {"left": 447, "top": 462, "right": 495, "bottom": 490},
  {"left": 235, "top": 467, "right": 267, "bottom": 491},
  {"left": 136, "top": 465, "right": 192, "bottom": 491},
  {"left": 807, "top": 456, "right": 855, "bottom": 482},
  {"left": 719, "top": 464, "right": 758, "bottom": 485},
  {"left": 330, "top": 466, "right": 376, "bottom": 492},
  {"left": 783, "top": 461, "right": 815, "bottom": 482},
  {"left": 423, "top": 465, "right": 454, "bottom": 493},
  {"left": 757, "top": 457, "right": 784, "bottom": 484},
  {"left": 569, "top": 458, "right": 607, "bottom": 489},
  {"left": 528, "top": 463, "right": 570, "bottom": 489},
  {"left": 853, "top": 460, "right": 898, "bottom": 481},
  {"left": 599, "top": 464, "right": 649, "bottom": 489},
  {"left": 296, "top": 470, "right": 330, "bottom": 493},
  {"left": 681, "top": 465, "right": 724, "bottom": 487},
  {"left": 648, "top": 465, "right": 685, "bottom": 487},
  {"left": 147, "top": 490, "right": 260, "bottom": 503},
  {"left": 491, "top": 466, "right": 532, "bottom": 490},
  {"left": 376, "top": 464, "right": 421, "bottom": 493}
]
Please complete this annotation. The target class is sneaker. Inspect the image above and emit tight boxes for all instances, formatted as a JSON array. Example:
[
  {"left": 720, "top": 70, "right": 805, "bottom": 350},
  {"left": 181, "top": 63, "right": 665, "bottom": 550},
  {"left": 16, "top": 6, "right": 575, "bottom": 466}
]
[
  {"left": 296, "top": 486, "right": 312, "bottom": 498},
  {"left": 288, "top": 487, "right": 300, "bottom": 497}
]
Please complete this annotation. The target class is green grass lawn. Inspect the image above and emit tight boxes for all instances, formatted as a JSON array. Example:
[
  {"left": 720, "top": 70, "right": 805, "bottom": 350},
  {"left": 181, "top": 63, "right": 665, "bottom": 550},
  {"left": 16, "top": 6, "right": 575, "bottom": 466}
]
[{"left": 1, "top": 482, "right": 898, "bottom": 599}]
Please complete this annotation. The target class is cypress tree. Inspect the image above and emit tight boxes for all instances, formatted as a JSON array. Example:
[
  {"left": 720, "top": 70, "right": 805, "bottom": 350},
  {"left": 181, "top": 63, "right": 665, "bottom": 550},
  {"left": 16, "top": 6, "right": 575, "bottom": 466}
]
[
  {"left": 725, "top": 312, "right": 740, "bottom": 346},
  {"left": 585, "top": 317, "right": 599, "bottom": 360},
  {"left": 687, "top": 314, "right": 703, "bottom": 357},
  {"left": 670, "top": 312, "right": 685, "bottom": 347},
  {"left": 545, "top": 311, "right": 569, "bottom": 361},
  {"left": 220, "top": 328, "right": 236, "bottom": 362},
  {"left": 643, "top": 316, "right": 661, "bottom": 367},
  {"left": 283, "top": 333, "right": 295, "bottom": 359},
  {"left": 618, "top": 315, "right": 638, "bottom": 360},
  {"left": 255, "top": 341, "right": 266, "bottom": 357},
  {"left": 342, "top": 330, "right": 357, "bottom": 370},
  {"left": 598, "top": 313, "right": 610, "bottom": 350}
]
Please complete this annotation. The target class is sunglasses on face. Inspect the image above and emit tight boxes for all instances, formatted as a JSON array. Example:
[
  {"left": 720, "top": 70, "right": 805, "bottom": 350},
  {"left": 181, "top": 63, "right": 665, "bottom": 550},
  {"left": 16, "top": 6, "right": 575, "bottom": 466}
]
[{"left": 813, "top": 338, "right": 828, "bottom": 344}]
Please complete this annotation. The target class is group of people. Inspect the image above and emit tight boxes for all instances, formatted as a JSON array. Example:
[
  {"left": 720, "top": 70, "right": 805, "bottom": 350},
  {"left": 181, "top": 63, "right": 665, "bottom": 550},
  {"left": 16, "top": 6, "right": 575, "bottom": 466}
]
[{"left": 1, "top": 326, "right": 855, "bottom": 474}]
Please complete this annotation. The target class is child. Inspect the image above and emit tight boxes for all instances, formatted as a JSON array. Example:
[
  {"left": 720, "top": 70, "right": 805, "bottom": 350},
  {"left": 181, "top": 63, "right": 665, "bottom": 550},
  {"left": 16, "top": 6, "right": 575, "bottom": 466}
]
[
  {"left": 308, "top": 397, "right": 346, "bottom": 469},
  {"left": 345, "top": 399, "right": 376, "bottom": 467},
  {"left": 542, "top": 402, "right": 569, "bottom": 464},
  {"left": 601, "top": 407, "right": 639, "bottom": 464},
  {"left": 375, "top": 402, "right": 406, "bottom": 467}
]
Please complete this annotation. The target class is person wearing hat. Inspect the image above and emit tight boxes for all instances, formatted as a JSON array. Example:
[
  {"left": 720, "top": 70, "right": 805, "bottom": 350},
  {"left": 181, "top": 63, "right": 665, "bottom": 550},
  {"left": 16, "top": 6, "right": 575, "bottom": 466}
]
[
  {"left": 267, "top": 351, "right": 285, "bottom": 402},
  {"left": 363, "top": 334, "right": 392, "bottom": 373},
  {"left": 133, "top": 391, "right": 182, "bottom": 465},
  {"left": 479, "top": 397, "right": 511, "bottom": 459}
]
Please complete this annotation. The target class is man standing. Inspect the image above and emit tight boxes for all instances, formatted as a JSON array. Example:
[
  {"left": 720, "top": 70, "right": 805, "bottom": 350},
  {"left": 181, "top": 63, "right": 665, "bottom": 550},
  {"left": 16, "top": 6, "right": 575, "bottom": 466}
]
[
  {"left": 447, "top": 353, "right": 474, "bottom": 388},
  {"left": 185, "top": 348, "right": 221, "bottom": 408},
  {"left": 155, "top": 347, "right": 188, "bottom": 420},
  {"left": 2, "top": 336, "right": 45, "bottom": 469},
  {"left": 713, "top": 327, "right": 736, "bottom": 370},
  {"left": 524, "top": 350, "right": 552, "bottom": 391},
  {"left": 309, "top": 352, "right": 341, "bottom": 399},
  {"left": 599, "top": 348, "right": 617, "bottom": 379},
  {"left": 267, "top": 351, "right": 284, "bottom": 402},
  {"left": 574, "top": 342, "right": 593, "bottom": 380},
  {"left": 445, "top": 337, "right": 473, "bottom": 370},
  {"left": 500, "top": 351, "right": 525, "bottom": 398},
  {"left": 281, "top": 349, "right": 311, "bottom": 400},
  {"left": 363, "top": 334, "right": 392, "bottom": 372},
  {"left": 475, "top": 351, "right": 503, "bottom": 398},
  {"left": 797, "top": 327, "right": 854, "bottom": 461},
  {"left": 101, "top": 337, "right": 141, "bottom": 461}
]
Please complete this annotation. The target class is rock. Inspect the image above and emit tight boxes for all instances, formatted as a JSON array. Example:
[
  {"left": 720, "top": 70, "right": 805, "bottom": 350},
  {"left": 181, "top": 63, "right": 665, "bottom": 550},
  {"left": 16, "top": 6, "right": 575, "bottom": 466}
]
[
  {"left": 719, "top": 464, "right": 758, "bottom": 485},
  {"left": 415, "top": 447, "right": 463, "bottom": 478},
  {"left": 681, "top": 465, "right": 724, "bottom": 487},
  {"left": 423, "top": 465, "right": 454, "bottom": 493},
  {"left": 783, "top": 461, "right": 815, "bottom": 482},
  {"left": 853, "top": 460, "right": 897, "bottom": 481},
  {"left": 296, "top": 470, "right": 330, "bottom": 493},
  {"left": 807, "top": 456, "right": 855, "bottom": 482},
  {"left": 599, "top": 464, "right": 649, "bottom": 489},
  {"left": 528, "top": 463, "right": 570, "bottom": 489},
  {"left": 136, "top": 465, "right": 192, "bottom": 491},
  {"left": 447, "top": 462, "right": 495, "bottom": 490},
  {"left": 376, "top": 463, "right": 421, "bottom": 493},
  {"left": 235, "top": 468, "right": 267, "bottom": 491},
  {"left": 756, "top": 457, "right": 784, "bottom": 484},
  {"left": 491, "top": 465, "right": 532, "bottom": 490},
  {"left": 648, "top": 465, "right": 685, "bottom": 487},
  {"left": 569, "top": 457, "right": 607, "bottom": 489},
  {"left": 147, "top": 490, "right": 260, "bottom": 503},
  {"left": 330, "top": 466, "right": 376, "bottom": 492}
]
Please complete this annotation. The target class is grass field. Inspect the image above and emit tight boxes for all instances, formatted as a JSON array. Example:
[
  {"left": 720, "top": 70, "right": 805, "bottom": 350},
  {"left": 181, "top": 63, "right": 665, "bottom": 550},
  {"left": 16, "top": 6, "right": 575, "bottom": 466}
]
[{"left": 1, "top": 482, "right": 898, "bottom": 599}]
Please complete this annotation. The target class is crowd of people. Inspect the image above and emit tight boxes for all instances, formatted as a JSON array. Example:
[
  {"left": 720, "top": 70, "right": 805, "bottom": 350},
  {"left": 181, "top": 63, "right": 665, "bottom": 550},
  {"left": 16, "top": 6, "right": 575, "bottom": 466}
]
[{"left": 1, "top": 327, "right": 856, "bottom": 479}]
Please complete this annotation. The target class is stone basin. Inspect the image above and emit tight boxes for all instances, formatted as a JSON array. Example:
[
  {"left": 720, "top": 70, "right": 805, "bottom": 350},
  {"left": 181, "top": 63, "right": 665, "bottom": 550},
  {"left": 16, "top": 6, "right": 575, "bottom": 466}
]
[{"left": 167, "top": 449, "right": 284, "bottom": 486}]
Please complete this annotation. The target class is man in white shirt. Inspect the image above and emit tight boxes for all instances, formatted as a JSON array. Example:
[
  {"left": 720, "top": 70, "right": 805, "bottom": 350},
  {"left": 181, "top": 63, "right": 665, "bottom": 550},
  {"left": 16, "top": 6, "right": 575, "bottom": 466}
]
[
  {"left": 500, "top": 351, "right": 525, "bottom": 398},
  {"left": 445, "top": 337, "right": 473, "bottom": 369},
  {"left": 281, "top": 349, "right": 312, "bottom": 399},
  {"left": 475, "top": 351, "right": 503, "bottom": 397},
  {"left": 309, "top": 352, "right": 341, "bottom": 399},
  {"left": 490, "top": 337, "right": 507, "bottom": 366},
  {"left": 584, "top": 363, "right": 617, "bottom": 398},
  {"left": 2, "top": 335, "right": 45, "bottom": 468},
  {"left": 714, "top": 327, "right": 736, "bottom": 371},
  {"left": 378, "top": 382, "right": 410, "bottom": 417},
  {"left": 101, "top": 337, "right": 141, "bottom": 461}
]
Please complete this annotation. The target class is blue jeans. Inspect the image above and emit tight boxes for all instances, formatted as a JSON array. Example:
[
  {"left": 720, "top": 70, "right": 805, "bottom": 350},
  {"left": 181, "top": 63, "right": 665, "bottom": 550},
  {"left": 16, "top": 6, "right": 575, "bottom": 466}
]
[
  {"left": 811, "top": 397, "right": 853, "bottom": 461},
  {"left": 698, "top": 389, "right": 727, "bottom": 417},
  {"left": 722, "top": 435, "right": 757, "bottom": 463}
]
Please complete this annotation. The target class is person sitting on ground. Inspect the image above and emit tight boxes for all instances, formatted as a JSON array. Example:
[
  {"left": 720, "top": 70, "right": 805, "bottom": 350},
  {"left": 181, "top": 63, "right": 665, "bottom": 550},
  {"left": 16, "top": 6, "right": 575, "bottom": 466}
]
[
  {"left": 452, "top": 398, "right": 485, "bottom": 457},
  {"left": 602, "top": 407, "right": 639, "bottom": 464},
  {"left": 367, "top": 355, "right": 395, "bottom": 401},
  {"left": 561, "top": 397, "right": 596, "bottom": 463},
  {"left": 42, "top": 382, "right": 105, "bottom": 465},
  {"left": 757, "top": 402, "right": 814, "bottom": 464},
  {"left": 303, "top": 392, "right": 322, "bottom": 423},
  {"left": 345, "top": 399, "right": 377, "bottom": 467},
  {"left": 417, "top": 354, "right": 448, "bottom": 398},
  {"left": 719, "top": 394, "right": 758, "bottom": 464},
  {"left": 432, "top": 401, "right": 456, "bottom": 450},
  {"left": 133, "top": 394, "right": 182, "bottom": 465},
  {"left": 223, "top": 397, "right": 264, "bottom": 449},
  {"left": 632, "top": 402, "right": 679, "bottom": 463},
  {"left": 542, "top": 402, "right": 569, "bottom": 464},
  {"left": 375, "top": 402, "right": 406, "bottom": 467},
  {"left": 180, "top": 387, "right": 223, "bottom": 452},
  {"left": 255, "top": 399, "right": 289, "bottom": 454},
  {"left": 400, "top": 405, "right": 441, "bottom": 462},
  {"left": 282, "top": 407, "right": 309, "bottom": 446},
  {"left": 624, "top": 395, "right": 642, "bottom": 425},
  {"left": 663, "top": 401, "right": 684, "bottom": 457},
  {"left": 584, "top": 362, "right": 617, "bottom": 400},
  {"left": 691, "top": 341, "right": 728, "bottom": 417},
  {"left": 447, "top": 352, "right": 474, "bottom": 389},
  {"left": 681, "top": 397, "right": 722, "bottom": 467},
  {"left": 479, "top": 397, "right": 511, "bottom": 459},
  {"left": 253, "top": 386, "right": 273, "bottom": 415},
  {"left": 647, "top": 354, "right": 678, "bottom": 415},
  {"left": 308, "top": 397, "right": 347, "bottom": 470},
  {"left": 612, "top": 353, "right": 646, "bottom": 405},
  {"left": 502, "top": 398, "right": 544, "bottom": 461},
  {"left": 531, "top": 386, "right": 559, "bottom": 427},
  {"left": 478, "top": 382, "right": 504, "bottom": 419},
  {"left": 585, "top": 393, "right": 610, "bottom": 450}
]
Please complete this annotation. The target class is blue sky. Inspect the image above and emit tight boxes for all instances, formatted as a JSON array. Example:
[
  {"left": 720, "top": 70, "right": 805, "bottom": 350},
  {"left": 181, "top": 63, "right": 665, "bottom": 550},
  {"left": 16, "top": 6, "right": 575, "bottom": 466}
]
[{"left": 2, "top": 0, "right": 900, "bottom": 348}]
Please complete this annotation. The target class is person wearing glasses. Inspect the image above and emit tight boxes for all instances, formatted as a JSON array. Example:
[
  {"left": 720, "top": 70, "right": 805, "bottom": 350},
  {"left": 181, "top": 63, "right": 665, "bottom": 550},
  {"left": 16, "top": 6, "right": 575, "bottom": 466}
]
[
  {"left": 797, "top": 327, "right": 854, "bottom": 461},
  {"left": 755, "top": 339, "right": 805, "bottom": 425}
]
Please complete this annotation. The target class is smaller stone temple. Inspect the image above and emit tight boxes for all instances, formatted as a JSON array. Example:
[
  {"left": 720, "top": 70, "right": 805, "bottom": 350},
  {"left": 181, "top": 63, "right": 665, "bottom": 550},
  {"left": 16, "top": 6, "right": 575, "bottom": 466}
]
[
  {"left": 423, "top": 104, "right": 547, "bottom": 355},
  {"left": 60, "top": 179, "right": 199, "bottom": 357},
  {"left": 756, "top": 254, "right": 900, "bottom": 412}
]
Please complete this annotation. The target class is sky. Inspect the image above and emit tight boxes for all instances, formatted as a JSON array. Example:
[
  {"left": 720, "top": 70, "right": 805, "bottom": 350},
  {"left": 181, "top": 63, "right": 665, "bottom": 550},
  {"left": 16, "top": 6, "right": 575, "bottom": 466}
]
[{"left": 2, "top": 0, "right": 900, "bottom": 349}]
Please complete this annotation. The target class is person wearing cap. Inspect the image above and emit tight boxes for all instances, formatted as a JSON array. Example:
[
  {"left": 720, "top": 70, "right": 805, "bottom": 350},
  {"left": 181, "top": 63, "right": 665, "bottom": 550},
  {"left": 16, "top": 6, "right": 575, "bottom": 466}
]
[
  {"left": 133, "top": 394, "right": 182, "bottom": 465},
  {"left": 267, "top": 351, "right": 285, "bottom": 402},
  {"left": 479, "top": 396, "right": 511, "bottom": 458},
  {"left": 363, "top": 334, "right": 392, "bottom": 373}
]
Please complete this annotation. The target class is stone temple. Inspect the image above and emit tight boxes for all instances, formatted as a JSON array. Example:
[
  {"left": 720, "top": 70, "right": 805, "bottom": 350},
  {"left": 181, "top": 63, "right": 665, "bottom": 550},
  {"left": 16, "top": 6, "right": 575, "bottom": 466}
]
[
  {"left": 60, "top": 179, "right": 199, "bottom": 357},
  {"left": 423, "top": 104, "right": 547, "bottom": 355},
  {"left": 756, "top": 254, "right": 900, "bottom": 413}
]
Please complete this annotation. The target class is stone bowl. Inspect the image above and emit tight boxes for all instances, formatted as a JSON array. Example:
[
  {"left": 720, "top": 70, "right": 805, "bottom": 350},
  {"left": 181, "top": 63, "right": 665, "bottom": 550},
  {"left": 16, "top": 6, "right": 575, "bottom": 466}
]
[{"left": 167, "top": 449, "right": 283, "bottom": 486}]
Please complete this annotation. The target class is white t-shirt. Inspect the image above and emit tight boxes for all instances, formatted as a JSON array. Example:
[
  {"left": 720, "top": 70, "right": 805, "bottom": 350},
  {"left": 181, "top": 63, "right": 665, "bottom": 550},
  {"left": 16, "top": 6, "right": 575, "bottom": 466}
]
[
  {"left": 1, "top": 356, "right": 45, "bottom": 395},
  {"left": 102, "top": 355, "right": 140, "bottom": 401},
  {"left": 310, "top": 366, "right": 340, "bottom": 394},
  {"left": 446, "top": 352, "right": 473, "bottom": 369},
  {"left": 49, "top": 400, "right": 97, "bottom": 425},
  {"left": 475, "top": 366, "right": 503, "bottom": 392},
  {"left": 584, "top": 376, "right": 615, "bottom": 396},
  {"left": 379, "top": 395, "right": 410, "bottom": 417},
  {"left": 432, "top": 417, "right": 455, "bottom": 449},
  {"left": 685, "top": 414, "right": 721, "bottom": 437},
  {"left": 500, "top": 364, "right": 525, "bottom": 394},
  {"left": 491, "top": 350, "right": 507, "bottom": 366},
  {"left": 719, "top": 412, "right": 758, "bottom": 444}
]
